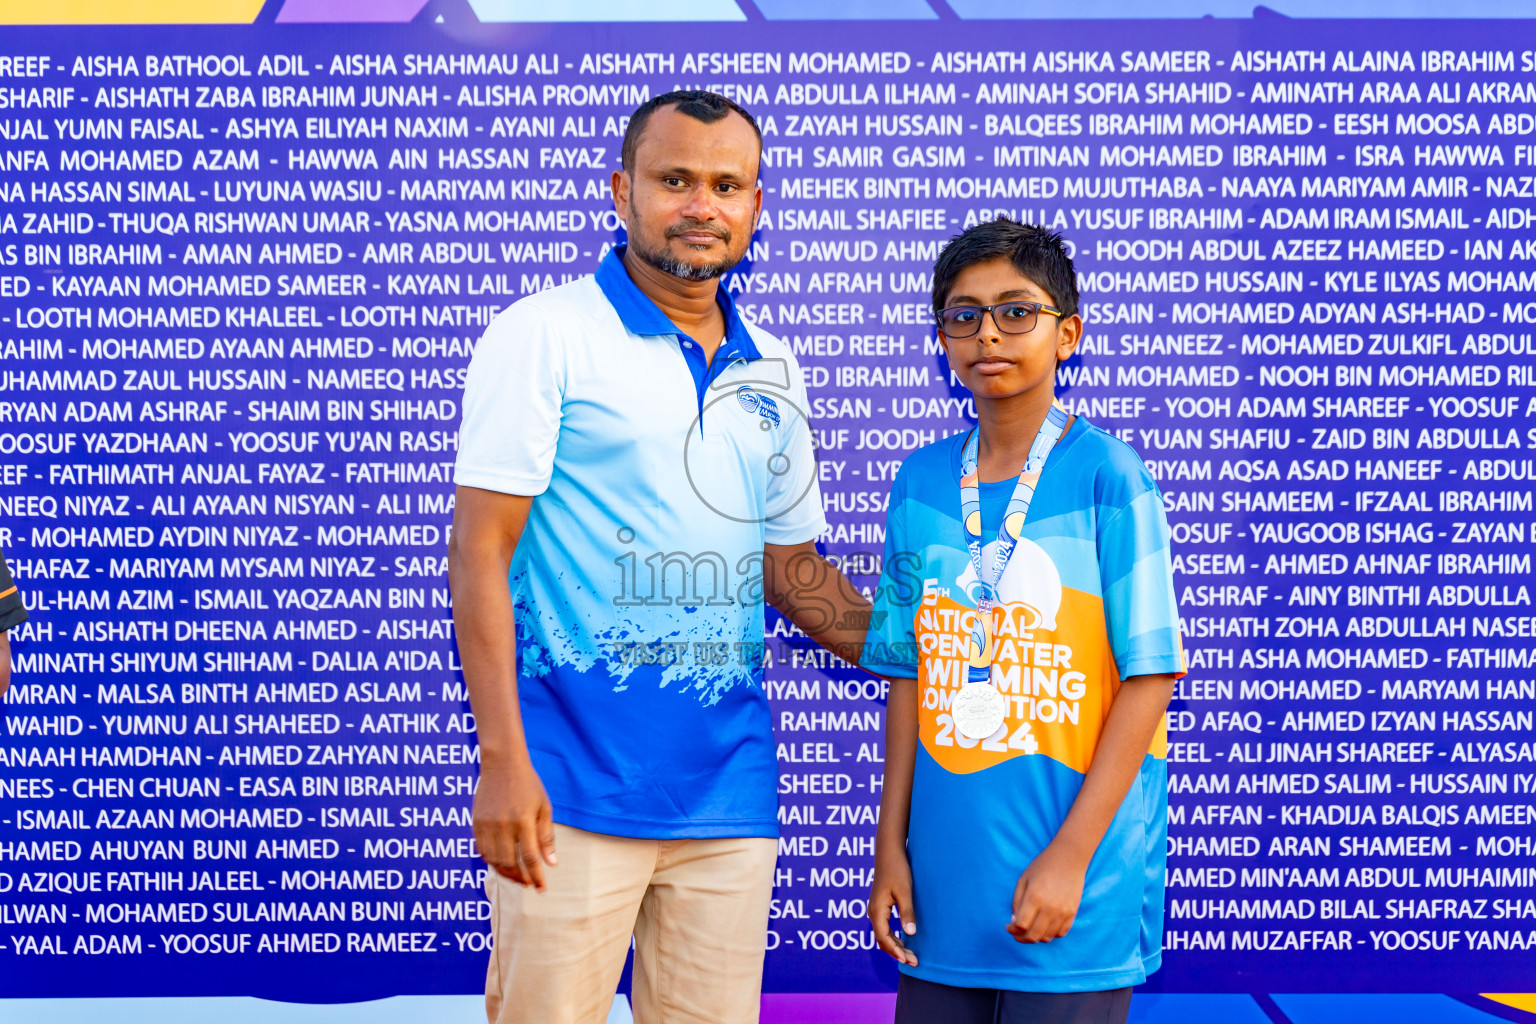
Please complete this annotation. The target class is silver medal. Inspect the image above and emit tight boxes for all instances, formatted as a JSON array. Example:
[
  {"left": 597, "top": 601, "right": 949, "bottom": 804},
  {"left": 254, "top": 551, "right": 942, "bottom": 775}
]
[{"left": 953, "top": 681, "right": 1007, "bottom": 740}]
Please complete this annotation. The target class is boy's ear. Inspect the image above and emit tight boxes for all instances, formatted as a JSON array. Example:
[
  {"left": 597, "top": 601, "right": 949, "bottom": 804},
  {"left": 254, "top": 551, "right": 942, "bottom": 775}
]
[{"left": 1055, "top": 314, "right": 1083, "bottom": 362}]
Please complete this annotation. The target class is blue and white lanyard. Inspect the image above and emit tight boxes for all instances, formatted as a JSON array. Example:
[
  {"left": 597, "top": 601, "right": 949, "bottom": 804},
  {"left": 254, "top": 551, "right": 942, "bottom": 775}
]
[{"left": 958, "top": 404, "right": 1070, "bottom": 684}]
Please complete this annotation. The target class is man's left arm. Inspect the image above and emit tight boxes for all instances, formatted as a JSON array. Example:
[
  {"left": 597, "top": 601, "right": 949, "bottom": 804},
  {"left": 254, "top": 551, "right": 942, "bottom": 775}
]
[
  {"left": 1007, "top": 673, "right": 1175, "bottom": 943},
  {"left": 762, "top": 540, "right": 873, "bottom": 667},
  {"left": 757, "top": 339, "right": 874, "bottom": 660}
]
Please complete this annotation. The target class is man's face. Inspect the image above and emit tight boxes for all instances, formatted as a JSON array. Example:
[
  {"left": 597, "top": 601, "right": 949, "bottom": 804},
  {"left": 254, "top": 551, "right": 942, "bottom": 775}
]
[
  {"left": 938, "top": 258, "right": 1081, "bottom": 403},
  {"left": 612, "top": 106, "right": 762, "bottom": 281}
]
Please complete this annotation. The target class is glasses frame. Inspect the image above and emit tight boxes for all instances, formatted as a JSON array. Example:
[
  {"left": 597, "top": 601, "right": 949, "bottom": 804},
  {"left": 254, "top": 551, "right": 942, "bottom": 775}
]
[{"left": 936, "top": 301, "right": 1065, "bottom": 338}]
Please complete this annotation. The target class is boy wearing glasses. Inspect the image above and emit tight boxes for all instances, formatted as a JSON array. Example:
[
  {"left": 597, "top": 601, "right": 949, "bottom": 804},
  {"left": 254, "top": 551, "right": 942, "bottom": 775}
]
[{"left": 861, "top": 219, "right": 1184, "bottom": 1024}]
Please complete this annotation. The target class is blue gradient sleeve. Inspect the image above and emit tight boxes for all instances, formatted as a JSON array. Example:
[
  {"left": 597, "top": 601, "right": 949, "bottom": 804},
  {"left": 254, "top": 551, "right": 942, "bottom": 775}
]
[{"left": 1099, "top": 489, "right": 1185, "bottom": 680}]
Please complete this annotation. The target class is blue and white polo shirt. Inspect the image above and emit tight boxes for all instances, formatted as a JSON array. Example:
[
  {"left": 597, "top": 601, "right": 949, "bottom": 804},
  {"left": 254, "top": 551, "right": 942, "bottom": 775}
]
[{"left": 455, "top": 247, "right": 827, "bottom": 838}]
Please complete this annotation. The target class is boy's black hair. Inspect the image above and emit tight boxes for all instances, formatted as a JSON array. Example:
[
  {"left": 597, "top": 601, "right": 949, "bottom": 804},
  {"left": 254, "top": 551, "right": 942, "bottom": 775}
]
[
  {"left": 930, "top": 219, "right": 1079, "bottom": 320},
  {"left": 621, "top": 90, "right": 762, "bottom": 172}
]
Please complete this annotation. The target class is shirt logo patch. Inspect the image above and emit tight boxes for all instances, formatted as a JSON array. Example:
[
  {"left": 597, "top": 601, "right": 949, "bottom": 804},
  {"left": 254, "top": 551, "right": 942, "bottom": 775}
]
[{"left": 736, "top": 385, "right": 780, "bottom": 427}]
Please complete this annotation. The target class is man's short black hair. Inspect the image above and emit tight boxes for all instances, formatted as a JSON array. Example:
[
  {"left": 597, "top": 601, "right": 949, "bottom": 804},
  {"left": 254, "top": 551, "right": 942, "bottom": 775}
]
[
  {"left": 621, "top": 89, "right": 762, "bottom": 172},
  {"left": 931, "top": 219, "right": 1079, "bottom": 320}
]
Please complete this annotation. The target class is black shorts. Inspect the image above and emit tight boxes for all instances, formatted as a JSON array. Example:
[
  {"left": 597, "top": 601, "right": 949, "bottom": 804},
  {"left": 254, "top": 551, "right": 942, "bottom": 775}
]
[{"left": 893, "top": 973, "right": 1132, "bottom": 1024}]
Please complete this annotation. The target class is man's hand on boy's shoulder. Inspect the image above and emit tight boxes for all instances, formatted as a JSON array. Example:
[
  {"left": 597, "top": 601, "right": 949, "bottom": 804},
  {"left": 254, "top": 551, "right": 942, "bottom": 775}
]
[{"left": 1007, "top": 840, "right": 1088, "bottom": 943}]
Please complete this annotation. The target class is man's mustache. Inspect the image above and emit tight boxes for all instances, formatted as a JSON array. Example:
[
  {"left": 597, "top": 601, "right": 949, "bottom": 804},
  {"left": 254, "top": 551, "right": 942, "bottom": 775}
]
[{"left": 666, "top": 221, "right": 730, "bottom": 242}]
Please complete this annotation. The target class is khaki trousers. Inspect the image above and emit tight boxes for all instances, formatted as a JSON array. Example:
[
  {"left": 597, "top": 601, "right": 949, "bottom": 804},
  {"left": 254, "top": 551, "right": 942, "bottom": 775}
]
[{"left": 485, "top": 822, "right": 778, "bottom": 1024}]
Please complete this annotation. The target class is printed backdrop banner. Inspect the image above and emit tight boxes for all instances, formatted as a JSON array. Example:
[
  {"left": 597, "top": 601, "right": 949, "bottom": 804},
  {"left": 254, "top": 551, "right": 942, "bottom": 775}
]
[{"left": 1, "top": 5, "right": 1535, "bottom": 1022}]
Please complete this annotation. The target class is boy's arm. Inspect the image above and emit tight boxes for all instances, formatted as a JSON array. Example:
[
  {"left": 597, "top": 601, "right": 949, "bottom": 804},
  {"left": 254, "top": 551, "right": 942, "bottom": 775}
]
[
  {"left": 1009, "top": 672, "right": 1176, "bottom": 943},
  {"left": 868, "top": 675, "right": 919, "bottom": 965}
]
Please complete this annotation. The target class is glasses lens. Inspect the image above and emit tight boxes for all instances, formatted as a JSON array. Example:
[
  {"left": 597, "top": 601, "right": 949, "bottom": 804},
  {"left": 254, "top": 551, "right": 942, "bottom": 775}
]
[
  {"left": 993, "top": 302, "right": 1040, "bottom": 334},
  {"left": 940, "top": 307, "right": 983, "bottom": 337}
]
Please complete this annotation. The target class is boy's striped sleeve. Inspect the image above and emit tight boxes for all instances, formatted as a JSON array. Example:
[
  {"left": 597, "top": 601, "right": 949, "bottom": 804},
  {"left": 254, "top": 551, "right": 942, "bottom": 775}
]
[{"left": 1099, "top": 488, "right": 1186, "bottom": 680}]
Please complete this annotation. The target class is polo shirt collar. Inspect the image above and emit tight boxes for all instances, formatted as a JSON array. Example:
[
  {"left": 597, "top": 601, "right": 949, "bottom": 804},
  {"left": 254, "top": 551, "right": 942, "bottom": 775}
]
[{"left": 595, "top": 245, "right": 762, "bottom": 364}]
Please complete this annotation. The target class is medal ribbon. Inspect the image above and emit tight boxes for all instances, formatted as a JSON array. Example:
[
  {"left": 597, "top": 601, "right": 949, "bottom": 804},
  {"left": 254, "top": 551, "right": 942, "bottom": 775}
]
[{"left": 958, "top": 404, "right": 1070, "bottom": 685}]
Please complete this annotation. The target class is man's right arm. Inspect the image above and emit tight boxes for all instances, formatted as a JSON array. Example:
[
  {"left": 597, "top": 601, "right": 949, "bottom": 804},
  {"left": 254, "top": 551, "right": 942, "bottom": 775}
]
[{"left": 448, "top": 486, "right": 557, "bottom": 890}]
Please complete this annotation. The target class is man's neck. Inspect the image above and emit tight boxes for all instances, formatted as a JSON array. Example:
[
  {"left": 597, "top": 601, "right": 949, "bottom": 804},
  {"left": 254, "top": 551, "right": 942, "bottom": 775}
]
[
  {"left": 622, "top": 248, "right": 726, "bottom": 356},
  {"left": 975, "top": 386, "right": 1058, "bottom": 482}
]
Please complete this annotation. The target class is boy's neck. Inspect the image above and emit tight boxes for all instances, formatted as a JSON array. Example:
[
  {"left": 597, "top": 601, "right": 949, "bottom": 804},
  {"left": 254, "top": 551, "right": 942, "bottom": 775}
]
[{"left": 975, "top": 385, "right": 1059, "bottom": 482}]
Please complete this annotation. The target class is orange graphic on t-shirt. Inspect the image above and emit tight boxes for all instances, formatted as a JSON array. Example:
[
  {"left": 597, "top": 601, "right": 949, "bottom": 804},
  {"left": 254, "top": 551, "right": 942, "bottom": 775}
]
[{"left": 912, "top": 590, "right": 1166, "bottom": 776}]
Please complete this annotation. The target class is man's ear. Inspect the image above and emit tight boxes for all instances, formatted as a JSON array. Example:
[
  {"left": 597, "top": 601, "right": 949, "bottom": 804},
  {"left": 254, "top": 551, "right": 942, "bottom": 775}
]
[{"left": 610, "top": 169, "right": 630, "bottom": 222}]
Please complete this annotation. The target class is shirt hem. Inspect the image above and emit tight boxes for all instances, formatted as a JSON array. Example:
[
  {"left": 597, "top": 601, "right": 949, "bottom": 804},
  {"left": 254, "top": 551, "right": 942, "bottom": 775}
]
[
  {"left": 553, "top": 806, "right": 778, "bottom": 840},
  {"left": 860, "top": 664, "right": 918, "bottom": 679},
  {"left": 1118, "top": 653, "right": 1187, "bottom": 680},
  {"left": 763, "top": 520, "right": 830, "bottom": 546},
  {"left": 453, "top": 468, "right": 550, "bottom": 496},
  {"left": 899, "top": 961, "right": 1147, "bottom": 993}
]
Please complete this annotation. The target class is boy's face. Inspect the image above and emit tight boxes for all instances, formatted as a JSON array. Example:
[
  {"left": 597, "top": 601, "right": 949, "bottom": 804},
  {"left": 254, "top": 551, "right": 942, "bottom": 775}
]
[{"left": 937, "top": 258, "right": 1082, "bottom": 404}]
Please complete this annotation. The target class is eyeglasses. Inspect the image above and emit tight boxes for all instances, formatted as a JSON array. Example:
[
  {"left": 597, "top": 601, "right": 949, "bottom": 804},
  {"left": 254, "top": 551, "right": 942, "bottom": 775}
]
[{"left": 936, "top": 301, "right": 1064, "bottom": 338}]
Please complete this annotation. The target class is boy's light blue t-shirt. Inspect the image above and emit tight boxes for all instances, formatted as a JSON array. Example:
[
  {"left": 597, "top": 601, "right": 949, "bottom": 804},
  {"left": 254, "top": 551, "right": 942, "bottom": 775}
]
[{"left": 863, "top": 417, "right": 1185, "bottom": 992}]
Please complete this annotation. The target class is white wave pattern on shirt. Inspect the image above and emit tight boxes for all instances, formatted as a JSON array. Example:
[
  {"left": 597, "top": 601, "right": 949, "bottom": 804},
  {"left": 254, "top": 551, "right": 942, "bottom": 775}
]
[{"left": 515, "top": 590, "right": 755, "bottom": 706}]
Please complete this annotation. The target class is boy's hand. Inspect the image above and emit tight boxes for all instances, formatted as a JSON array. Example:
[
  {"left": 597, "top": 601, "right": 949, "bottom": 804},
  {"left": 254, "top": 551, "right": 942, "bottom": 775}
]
[
  {"left": 868, "top": 846, "right": 919, "bottom": 966},
  {"left": 1007, "top": 842, "right": 1087, "bottom": 943}
]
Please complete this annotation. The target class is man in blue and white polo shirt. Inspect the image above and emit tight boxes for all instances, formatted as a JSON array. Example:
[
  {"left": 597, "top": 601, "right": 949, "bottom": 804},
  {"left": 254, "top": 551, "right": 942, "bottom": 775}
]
[{"left": 450, "top": 91, "right": 878, "bottom": 1024}]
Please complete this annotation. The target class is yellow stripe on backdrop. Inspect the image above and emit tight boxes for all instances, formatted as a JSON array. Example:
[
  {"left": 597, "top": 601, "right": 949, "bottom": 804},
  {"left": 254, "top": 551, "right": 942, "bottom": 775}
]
[{"left": 0, "top": 0, "right": 262, "bottom": 22}]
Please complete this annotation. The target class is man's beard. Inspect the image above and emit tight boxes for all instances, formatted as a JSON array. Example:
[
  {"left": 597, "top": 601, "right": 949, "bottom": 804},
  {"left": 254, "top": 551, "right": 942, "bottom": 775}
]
[
  {"left": 633, "top": 240, "right": 734, "bottom": 281},
  {"left": 627, "top": 204, "right": 743, "bottom": 281}
]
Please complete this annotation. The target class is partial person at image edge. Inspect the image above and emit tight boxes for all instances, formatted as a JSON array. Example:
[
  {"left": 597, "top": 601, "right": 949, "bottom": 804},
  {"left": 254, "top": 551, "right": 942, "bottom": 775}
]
[
  {"left": 862, "top": 220, "right": 1185, "bottom": 1024},
  {"left": 0, "top": 549, "right": 28, "bottom": 698}
]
